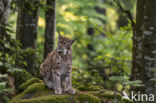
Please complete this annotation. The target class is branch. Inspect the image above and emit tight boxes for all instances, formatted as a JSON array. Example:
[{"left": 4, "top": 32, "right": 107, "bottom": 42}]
[{"left": 114, "top": 0, "right": 135, "bottom": 27}]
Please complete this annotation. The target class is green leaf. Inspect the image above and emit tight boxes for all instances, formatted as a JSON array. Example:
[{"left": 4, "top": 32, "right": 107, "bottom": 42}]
[{"left": 109, "top": 76, "right": 128, "bottom": 82}]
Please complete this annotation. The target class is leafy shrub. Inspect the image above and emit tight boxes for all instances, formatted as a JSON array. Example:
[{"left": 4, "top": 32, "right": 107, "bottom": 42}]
[
  {"left": 0, "top": 62, "right": 32, "bottom": 89},
  {"left": 0, "top": 74, "right": 13, "bottom": 103},
  {"left": 0, "top": 25, "right": 42, "bottom": 77}
]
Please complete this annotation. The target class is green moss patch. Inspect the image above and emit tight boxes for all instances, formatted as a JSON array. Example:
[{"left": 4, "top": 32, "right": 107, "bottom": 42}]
[
  {"left": 90, "top": 90, "right": 133, "bottom": 103},
  {"left": 11, "top": 79, "right": 101, "bottom": 103},
  {"left": 19, "top": 78, "right": 43, "bottom": 91},
  {"left": 77, "top": 92, "right": 101, "bottom": 103},
  {"left": 97, "top": 90, "right": 122, "bottom": 99},
  {"left": 11, "top": 78, "right": 132, "bottom": 103},
  {"left": 77, "top": 84, "right": 104, "bottom": 91}
]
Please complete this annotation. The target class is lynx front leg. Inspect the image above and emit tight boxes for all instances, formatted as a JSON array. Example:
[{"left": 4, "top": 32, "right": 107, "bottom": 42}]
[
  {"left": 52, "top": 72, "right": 62, "bottom": 94},
  {"left": 63, "top": 71, "right": 75, "bottom": 94}
]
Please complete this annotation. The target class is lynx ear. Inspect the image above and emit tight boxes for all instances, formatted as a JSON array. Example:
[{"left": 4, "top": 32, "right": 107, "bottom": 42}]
[
  {"left": 57, "top": 30, "right": 62, "bottom": 39},
  {"left": 71, "top": 38, "right": 76, "bottom": 44}
]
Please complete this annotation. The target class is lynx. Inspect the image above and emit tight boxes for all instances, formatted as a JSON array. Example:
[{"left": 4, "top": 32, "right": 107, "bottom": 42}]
[{"left": 40, "top": 31, "right": 75, "bottom": 95}]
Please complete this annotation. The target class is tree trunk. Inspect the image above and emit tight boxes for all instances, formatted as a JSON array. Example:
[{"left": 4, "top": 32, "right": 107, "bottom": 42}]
[
  {"left": 131, "top": 0, "right": 145, "bottom": 92},
  {"left": 16, "top": 0, "right": 39, "bottom": 75},
  {"left": 142, "top": 0, "right": 156, "bottom": 94},
  {"left": 44, "top": 0, "right": 56, "bottom": 59},
  {"left": 0, "top": 0, "right": 11, "bottom": 39},
  {"left": 0, "top": 0, "right": 11, "bottom": 63}
]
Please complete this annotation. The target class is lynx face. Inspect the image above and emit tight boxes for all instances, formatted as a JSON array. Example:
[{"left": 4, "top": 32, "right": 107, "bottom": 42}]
[{"left": 58, "top": 34, "right": 75, "bottom": 55}]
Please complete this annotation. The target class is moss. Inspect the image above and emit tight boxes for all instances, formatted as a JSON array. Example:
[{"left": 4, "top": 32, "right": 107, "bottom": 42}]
[
  {"left": 90, "top": 90, "right": 133, "bottom": 103},
  {"left": 16, "top": 96, "right": 72, "bottom": 103},
  {"left": 11, "top": 78, "right": 132, "bottom": 103},
  {"left": 19, "top": 78, "right": 43, "bottom": 91},
  {"left": 22, "top": 83, "right": 45, "bottom": 96},
  {"left": 77, "top": 92, "right": 101, "bottom": 103},
  {"left": 121, "top": 98, "right": 133, "bottom": 103},
  {"left": 11, "top": 81, "right": 101, "bottom": 103},
  {"left": 77, "top": 84, "right": 104, "bottom": 91},
  {"left": 11, "top": 83, "right": 45, "bottom": 103}
]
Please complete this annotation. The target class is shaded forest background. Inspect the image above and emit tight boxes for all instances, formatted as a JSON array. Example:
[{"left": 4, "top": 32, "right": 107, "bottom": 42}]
[{"left": 0, "top": 0, "right": 156, "bottom": 102}]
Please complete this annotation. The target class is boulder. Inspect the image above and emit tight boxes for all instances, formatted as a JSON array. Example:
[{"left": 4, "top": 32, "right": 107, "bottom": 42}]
[{"left": 10, "top": 78, "right": 132, "bottom": 103}]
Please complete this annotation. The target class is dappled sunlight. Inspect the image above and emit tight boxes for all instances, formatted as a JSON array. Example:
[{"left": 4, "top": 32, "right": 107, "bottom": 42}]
[
  {"left": 106, "top": 8, "right": 119, "bottom": 32},
  {"left": 38, "top": 17, "right": 45, "bottom": 28}
]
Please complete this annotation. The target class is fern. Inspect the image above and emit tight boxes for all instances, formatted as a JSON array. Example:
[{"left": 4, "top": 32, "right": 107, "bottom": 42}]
[{"left": 0, "top": 82, "right": 12, "bottom": 94}]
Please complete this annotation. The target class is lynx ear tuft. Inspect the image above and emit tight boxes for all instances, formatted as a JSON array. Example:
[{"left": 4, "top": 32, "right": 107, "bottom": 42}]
[
  {"left": 71, "top": 38, "right": 76, "bottom": 44},
  {"left": 57, "top": 29, "right": 62, "bottom": 38}
]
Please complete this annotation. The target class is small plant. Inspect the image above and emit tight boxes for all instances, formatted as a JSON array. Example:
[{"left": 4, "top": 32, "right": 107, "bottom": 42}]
[
  {"left": 0, "top": 74, "right": 13, "bottom": 103},
  {"left": 0, "top": 82, "right": 12, "bottom": 94},
  {"left": 109, "top": 76, "right": 144, "bottom": 90},
  {"left": 109, "top": 76, "right": 144, "bottom": 102}
]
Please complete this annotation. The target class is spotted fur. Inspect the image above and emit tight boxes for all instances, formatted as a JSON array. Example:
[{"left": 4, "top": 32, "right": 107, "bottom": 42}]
[{"left": 40, "top": 32, "right": 75, "bottom": 94}]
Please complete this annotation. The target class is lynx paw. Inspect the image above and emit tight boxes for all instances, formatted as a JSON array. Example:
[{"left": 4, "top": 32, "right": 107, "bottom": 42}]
[
  {"left": 54, "top": 88, "right": 62, "bottom": 95},
  {"left": 67, "top": 88, "right": 75, "bottom": 94}
]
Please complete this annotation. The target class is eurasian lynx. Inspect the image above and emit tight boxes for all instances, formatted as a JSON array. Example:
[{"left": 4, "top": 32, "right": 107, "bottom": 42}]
[{"left": 40, "top": 31, "right": 75, "bottom": 95}]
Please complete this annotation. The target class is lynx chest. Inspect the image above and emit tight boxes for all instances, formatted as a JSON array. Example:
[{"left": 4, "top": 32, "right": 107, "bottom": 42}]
[{"left": 60, "top": 58, "right": 71, "bottom": 74}]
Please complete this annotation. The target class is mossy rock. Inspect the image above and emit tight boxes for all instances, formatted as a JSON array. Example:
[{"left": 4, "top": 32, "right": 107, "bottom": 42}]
[
  {"left": 11, "top": 78, "right": 132, "bottom": 103},
  {"left": 77, "top": 84, "right": 104, "bottom": 91},
  {"left": 77, "top": 85, "right": 132, "bottom": 103},
  {"left": 19, "top": 78, "right": 43, "bottom": 91},
  {"left": 89, "top": 90, "right": 133, "bottom": 103},
  {"left": 11, "top": 78, "right": 101, "bottom": 103}
]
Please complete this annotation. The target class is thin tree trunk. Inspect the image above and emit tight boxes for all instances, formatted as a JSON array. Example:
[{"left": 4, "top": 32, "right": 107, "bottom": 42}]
[
  {"left": 0, "top": 0, "right": 11, "bottom": 63},
  {"left": 16, "top": 0, "right": 39, "bottom": 75},
  {"left": 0, "top": 0, "right": 11, "bottom": 39},
  {"left": 44, "top": 0, "right": 56, "bottom": 59},
  {"left": 142, "top": 0, "right": 156, "bottom": 94},
  {"left": 131, "top": 0, "right": 145, "bottom": 92}
]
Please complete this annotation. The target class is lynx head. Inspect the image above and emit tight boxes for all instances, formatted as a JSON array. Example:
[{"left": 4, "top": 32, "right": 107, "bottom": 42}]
[{"left": 57, "top": 30, "right": 75, "bottom": 55}]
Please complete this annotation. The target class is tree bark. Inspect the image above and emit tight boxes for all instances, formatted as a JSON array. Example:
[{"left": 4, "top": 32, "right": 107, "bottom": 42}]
[
  {"left": 44, "top": 0, "right": 56, "bottom": 59},
  {"left": 0, "top": 0, "right": 11, "bottom": 63},
  {"left": 16, "top": 0, "right": 39, "bottom": 75},
  {"left": 131, "top": 0, "right": 145, "bottom": 92},
  {"left": 0, "top": 0, "right": 11, "bottom": 39},
  {"left": 142, "top": 0, "right": 156, "bottom": 94}
]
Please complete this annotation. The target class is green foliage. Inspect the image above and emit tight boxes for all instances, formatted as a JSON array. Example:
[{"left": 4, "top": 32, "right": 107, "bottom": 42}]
[
  {"left": 8, "top": 68, "right": 32, "bottom": 88},
  {"left": 70, "top": 24, "right": 133, "bottom": 90},
  {"left": 0, "top": 74, "right": 13, "bottom": 103},
  {"left": 123, "top": 80, "right": 144, "bottom": 87},
  {"left": 0, "top": 61, "right": 32, "bottom": 88},
  {"left": 0, "top": 82, "right": 12, "bottom": 94},
  {"left": 109, "top": 76, "right": 128, "bottom": 82},
  {"left": 109, "top": 76, "right": 144, "bottom": 92},
  {"left": 0, "top": 24, "right": 42, "bottom": 76},
  {"left": 0, "top": 26, "right": 40, "bottom": 99},
  {"left": 14, "top": 0, "right": 46, "bottom": 12}
]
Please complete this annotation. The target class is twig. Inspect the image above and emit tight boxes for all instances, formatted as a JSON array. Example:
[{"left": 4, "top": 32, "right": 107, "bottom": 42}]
[{"left": 114, "top": 0, "right": 135, "bottom": 27}]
